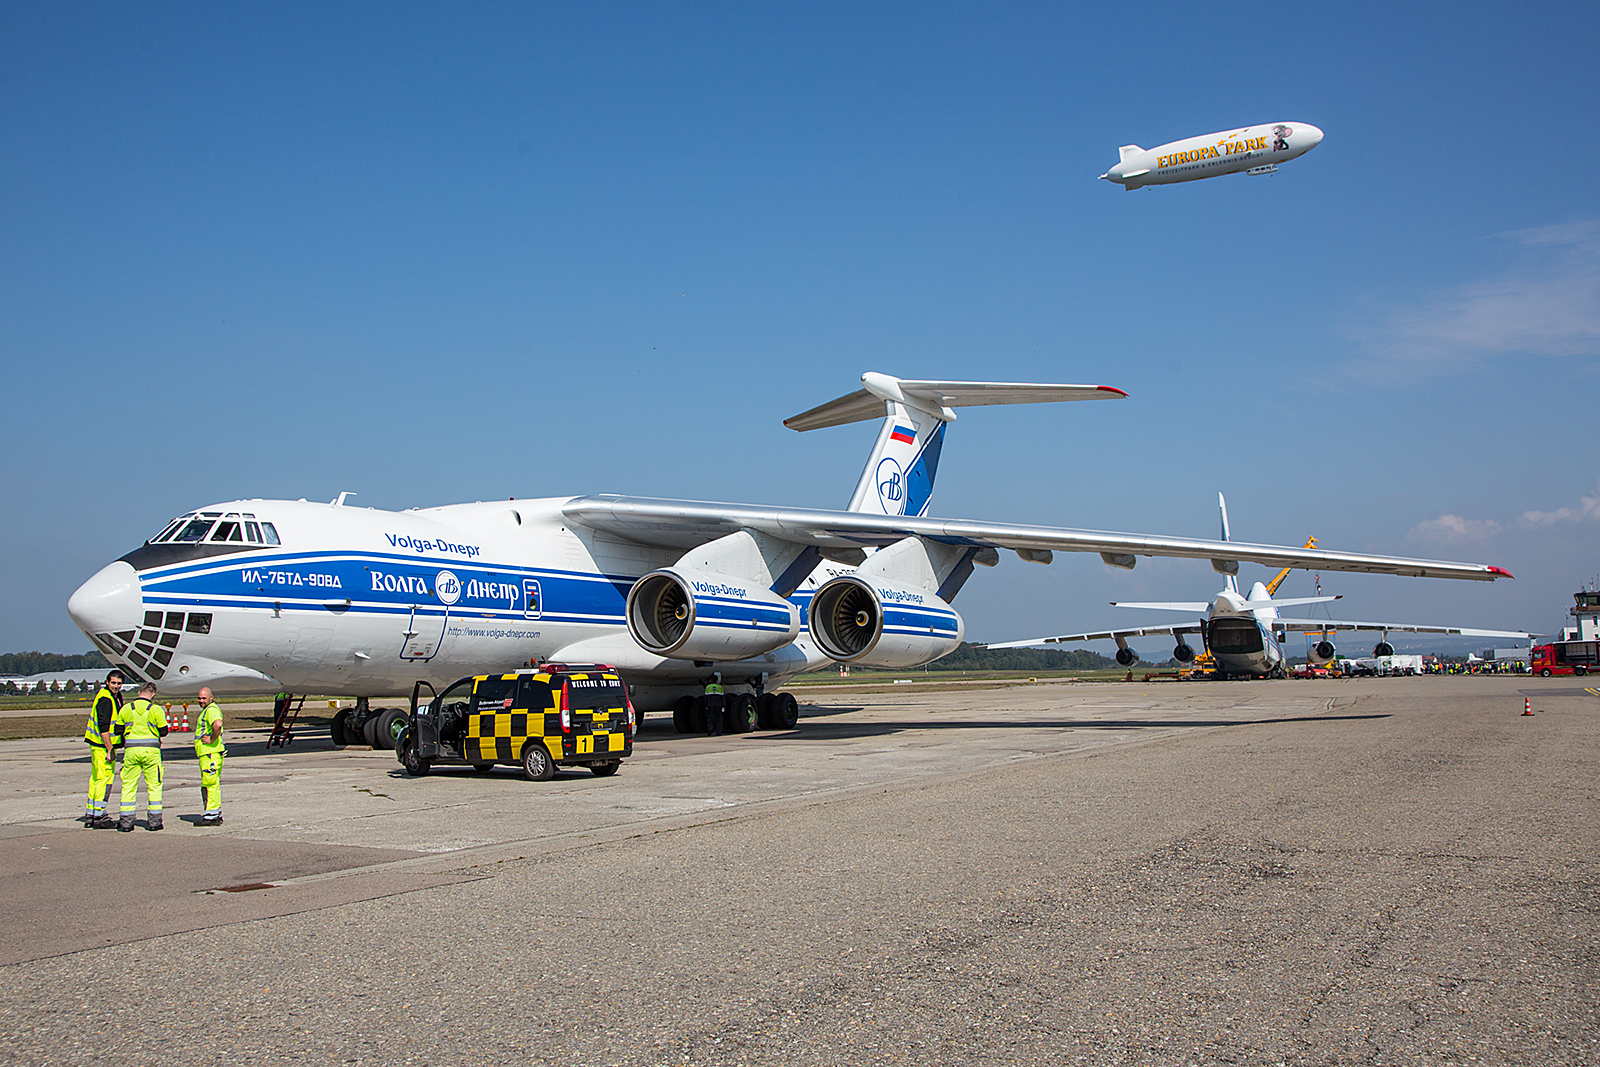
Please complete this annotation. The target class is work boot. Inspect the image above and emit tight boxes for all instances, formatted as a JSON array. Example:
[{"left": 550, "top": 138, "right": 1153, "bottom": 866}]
[
  {"left": 147, "top": 816, "right": 164, "bottom": 831},
  {"left": 201, "top": 814, "right": 222, "bottom": 826},
  {"left": 93, "top": 816, "right": 117, "bottom": 829},
  {"left": 118, "top": 818, "right": 134, "bottom": 832}
]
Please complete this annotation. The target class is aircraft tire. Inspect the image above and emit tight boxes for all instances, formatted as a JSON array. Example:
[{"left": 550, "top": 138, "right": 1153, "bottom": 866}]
[
  {"left": 330, "top": 709, "right": 352, "bottom": 747},
  {"left": 375, "top": 709, "right": 407, "bottom": 750},
  {"left": 777, "top": 692, "right": 799, "bottom": 729},
  {"left": 589, "top": 760, "right": 621, "bottom": 777},
  {"left": 672, "top": 696, "right": 694, "bottom": 733},
  {"left": 756, "top": 693, "right": 777, "bottom": 729},
  {"left": 690, "top": 697, "right": 706, "bottom": 733},
  {"left": 522, "top": 741, "right": 555, "bottom": 782},
  {"left": 727, "top": 694, "right": 756, "bottom": 733},
  {"left": 362, "top": 716, "right": 381, "bottom": 748}
]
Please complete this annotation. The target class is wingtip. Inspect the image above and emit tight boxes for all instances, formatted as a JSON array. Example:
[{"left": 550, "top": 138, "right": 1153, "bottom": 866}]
[
  {"left": 1097, "top": 385, "right": 1129, "bottom": 398},
  {"left": 1488, "top": 565, "right": 1515, "bottom": 579}
]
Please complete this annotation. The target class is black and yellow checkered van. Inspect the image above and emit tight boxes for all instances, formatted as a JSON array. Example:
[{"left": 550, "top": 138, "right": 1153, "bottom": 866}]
[{"left": 398, "top": 665, "right": 635, "bottom": 780}]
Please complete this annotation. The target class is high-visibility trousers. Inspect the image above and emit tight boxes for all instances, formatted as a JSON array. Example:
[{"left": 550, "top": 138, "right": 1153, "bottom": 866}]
[
  {"left": 86, "top": 746, "right": 114, "bottom": 819},
  {"left": 119, "top": 748, "right": 162, "bottom": 824},
  {"left": 197, "top": 750, "right": 223, "bottom": 816}
]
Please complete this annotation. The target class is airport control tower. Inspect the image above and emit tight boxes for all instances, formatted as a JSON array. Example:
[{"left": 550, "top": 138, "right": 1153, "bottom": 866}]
[{"left": 1561, "top": 588, "right": 1600, "bottom": 641}]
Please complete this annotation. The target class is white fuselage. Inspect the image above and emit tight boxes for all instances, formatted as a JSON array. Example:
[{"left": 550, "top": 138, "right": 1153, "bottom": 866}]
[
  {"left": 66, "top": 498, "right": 860, "bottom": 708},
  {"left": 1203, "top": 584, "right": 1286, "bottom": 678},
  {"left": 1102, "top": 122, "right": 1323, "bottom": 189}
]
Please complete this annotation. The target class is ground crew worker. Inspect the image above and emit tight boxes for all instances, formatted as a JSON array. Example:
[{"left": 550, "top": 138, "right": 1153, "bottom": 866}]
[
  {"left": 111, "top": 683, "right": 168, "bottom": 832},
  {"left": 83, "top": 671, "right": 123, "bottom": 828},
  {"left": 703, "top": 674, "right": 725, "bottom": 736},
  {"left": 194, "top": 686, "right": 225, "bottom": 826}
]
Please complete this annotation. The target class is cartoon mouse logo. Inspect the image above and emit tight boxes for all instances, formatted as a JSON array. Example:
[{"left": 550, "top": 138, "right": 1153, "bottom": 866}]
[{"left": 1272, "top": 125, "right": 1292, "bottom": 152}]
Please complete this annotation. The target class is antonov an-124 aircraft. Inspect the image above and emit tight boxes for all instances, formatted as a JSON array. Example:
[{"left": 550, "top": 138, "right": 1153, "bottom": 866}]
[
  {"left": 986, "top": 495, "right": 1532, "bottom": 679},
  {"left": 68, "top": 373, "right": 1509, "bottom": 741}
]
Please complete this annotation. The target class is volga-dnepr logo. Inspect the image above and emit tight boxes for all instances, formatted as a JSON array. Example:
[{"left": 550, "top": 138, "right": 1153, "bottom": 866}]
[
  {"left": 434, "top": 571, "right": 461, "bottom": 605},
  {"left": 876, "top": 457, "right": 905, "bottom": 515}
]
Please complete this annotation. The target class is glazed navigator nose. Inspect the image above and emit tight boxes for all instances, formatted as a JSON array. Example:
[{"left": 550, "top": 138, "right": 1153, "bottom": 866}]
[{"left": 67, "top": 561, "right": 143, "bottom": 638}]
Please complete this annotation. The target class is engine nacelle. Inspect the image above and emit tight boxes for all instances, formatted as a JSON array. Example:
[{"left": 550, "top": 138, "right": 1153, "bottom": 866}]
[
  {"left": 1310, "top": 640, "right": 1337, "bottom": 666},
  {"left": 1373, "top": 641, "right": 1395, "bottom": 658},
  {"left": 1115, "top": 647, "right": 1139, "bottom": 667},
  {"left": 1173, "top": 642, "right": 1195, "bottom": 663},
  {"left": 625, "top": 568, "right": 800, "bottom": 661},
  {"left": 808, "top": 575, "right": 963, "bottom": 669}
]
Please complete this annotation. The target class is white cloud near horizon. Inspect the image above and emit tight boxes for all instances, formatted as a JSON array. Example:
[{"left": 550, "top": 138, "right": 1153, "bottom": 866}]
[
  {"left": 1408, "top": 477, "right": 1600, "bottom": 545},
  {"left": 1358, "top": 221, "right": 1600, "bottom": 377}
]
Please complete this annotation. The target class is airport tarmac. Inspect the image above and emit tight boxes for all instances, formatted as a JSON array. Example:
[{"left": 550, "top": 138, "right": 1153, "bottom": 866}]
[{"left": 0, "top": 675, "right": 1595, "bottom": 1065}]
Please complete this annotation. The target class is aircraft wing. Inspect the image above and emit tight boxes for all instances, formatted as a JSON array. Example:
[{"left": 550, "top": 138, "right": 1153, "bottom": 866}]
[
  {"left": 1271, "top": 619, "right": 1538, "bottom": 638},
  {"left": 561, "top": 495, "right": 1512, "bottom": 580},
  {"left": 983, "top": 623, "right": 1205, "bottom": 650}
]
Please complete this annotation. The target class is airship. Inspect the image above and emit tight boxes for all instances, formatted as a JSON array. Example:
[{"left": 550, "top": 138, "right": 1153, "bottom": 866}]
[{"left": 1100, "top": 122, "right": 1323, "bottom": 190}]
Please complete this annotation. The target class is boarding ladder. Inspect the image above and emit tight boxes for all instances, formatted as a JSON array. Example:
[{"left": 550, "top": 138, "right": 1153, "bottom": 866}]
[{"left": 268, "top": 692, "right": 304, "bottom": 748}]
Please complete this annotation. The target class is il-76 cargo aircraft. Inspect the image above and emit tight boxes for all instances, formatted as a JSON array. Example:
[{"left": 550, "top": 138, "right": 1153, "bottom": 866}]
[{"left": 68, "top": 373, "right": 1510, "bottom": 742}]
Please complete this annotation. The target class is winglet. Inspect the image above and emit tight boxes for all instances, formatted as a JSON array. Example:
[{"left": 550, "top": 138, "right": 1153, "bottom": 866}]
[{"left": 1487, "top": 566, "right": 1515, "bottom": 579}]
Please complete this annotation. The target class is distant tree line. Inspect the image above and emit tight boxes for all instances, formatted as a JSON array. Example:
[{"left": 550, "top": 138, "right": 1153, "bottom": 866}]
[
  {"left": 0, "top": 650, "right": 110, "bottom": 676},
  {"left": 926, "top": 643, "right": 1114, "bottom": 672}
]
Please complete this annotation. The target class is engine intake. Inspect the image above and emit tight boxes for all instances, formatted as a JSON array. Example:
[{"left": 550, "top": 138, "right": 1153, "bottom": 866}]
[
  {"left": 809, "top": 575, "right": 962, "bottom": 668},
  {"left": 1310, "top": 640, "right": 1337, "bottom": 666},
  {"left": 626, "top": 568, "right": 799, "bottom": 661}
]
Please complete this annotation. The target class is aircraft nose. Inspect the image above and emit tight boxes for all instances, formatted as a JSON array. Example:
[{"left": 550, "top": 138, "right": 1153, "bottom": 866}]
[
  {"left": 1304, "top": 124, "right": 1324, "bottom": 146},
  {"left": 68, "top": 561, "right": 143, "bottom": 638}
]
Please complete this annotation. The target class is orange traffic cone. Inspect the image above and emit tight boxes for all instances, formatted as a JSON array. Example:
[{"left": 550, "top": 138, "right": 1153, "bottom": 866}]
[
  {"left": 1523, "top": 697, "right": 1533, "bottom": 716},
  {"left": 180, "top": 707, "right": 190, "bottom": 731}
]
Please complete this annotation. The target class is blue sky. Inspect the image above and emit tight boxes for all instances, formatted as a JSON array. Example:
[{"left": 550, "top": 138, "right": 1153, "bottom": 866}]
[{"left": 3, "top": 2, "right": 1596, "bottom": 654}]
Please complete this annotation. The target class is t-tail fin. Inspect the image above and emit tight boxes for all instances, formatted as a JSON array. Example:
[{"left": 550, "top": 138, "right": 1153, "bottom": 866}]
[
  {"left": 784, "top": 372, "right": 1127, "bottom": 517},
  {"left": 1218, "top": 492, "right": 1240, "bottom": 595}
]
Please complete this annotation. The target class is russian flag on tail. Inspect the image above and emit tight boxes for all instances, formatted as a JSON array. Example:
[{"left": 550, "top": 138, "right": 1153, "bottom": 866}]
[{"left": 889, "top": 425, "right": 915, "bottom": 444}]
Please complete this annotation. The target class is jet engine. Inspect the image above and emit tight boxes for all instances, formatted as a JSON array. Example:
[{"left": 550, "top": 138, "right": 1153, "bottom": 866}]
[
  {"left": 1310, "top": 640, "right": 1337, "bottom": 666},
  {"left": 1372, "top": 641, "right": 1395, "bottom": 658},
  {"left": 1172, "top": 642, "right": 1195, "bottom": 663},
  {"left": 626, "top": 568, "right": 800, "bottom": 661},
  {"left": 1115, "top": 647, "right": 1139, "bottom": 667},
  {"left": 809, "top": 575, "right": 963, "bottom": 669}
]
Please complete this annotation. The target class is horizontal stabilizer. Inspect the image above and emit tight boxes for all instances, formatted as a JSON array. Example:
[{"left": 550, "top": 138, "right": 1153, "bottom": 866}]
[
  {"left": 1112, "top": 600, "right": 1210, "bottom": 612},
  {"left": 785, "top": 373, "right": 1127, "bottom": 431},
  {"left": 1118, "top": 145, "right": 1143, "bottom": 161},
  {"left": 1246, "top": 595, "right": 1341, "bottom": 609}
]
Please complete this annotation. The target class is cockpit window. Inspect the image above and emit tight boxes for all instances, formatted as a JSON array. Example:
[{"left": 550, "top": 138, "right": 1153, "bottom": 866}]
[
  {"left": 149, "top": 518, "right": 186, "bottom": 544},
  {"left": 210, "top": 521, "right": 244, "bottom": 542},
  {"left": 261, "top": 522, "right": 281, "bottom": 545},
  {"left": 173, "top": 517, "right": 216, "bottom": 543},
  {"left": 244, "top": 522, "right": 262, "bottom": 543}
]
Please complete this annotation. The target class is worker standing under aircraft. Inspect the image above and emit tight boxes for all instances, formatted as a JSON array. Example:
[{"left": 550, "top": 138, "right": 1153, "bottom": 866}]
[
  {"left": 703, "top": 675, "right": 725, "bottom": 736},
  {"left": 83, "top": 670, "right": 122, "bottom": 828},
  {"left": 193, "top": 686, "right": 225, "bottom": 826},
  {"left": 112, "top": 683, "right": 168, "bottom": 832}
]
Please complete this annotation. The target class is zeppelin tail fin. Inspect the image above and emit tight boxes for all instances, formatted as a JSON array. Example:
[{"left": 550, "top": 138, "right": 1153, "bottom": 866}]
[{"left": 1118, "top": 145, "right": 1143, "bottom": 161}]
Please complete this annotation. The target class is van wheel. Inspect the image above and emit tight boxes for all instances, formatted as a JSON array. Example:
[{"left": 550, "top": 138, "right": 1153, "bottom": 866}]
[
  {"left": 522, "top": 742, "right": 555, "bottom": 782},
  {"left": 399, "top": 738, "right": 430, "bottom": 777},
  {"left": 777, "top": 692, "right": 800, "bottom": 729},
  {"left": 1541, "top": 667, "right": 1552, "bottom": 677},
  {"left": 589, "top": 760, "right": 620, "bottom": 777},
  {"left": 330, "top": 709, "right": 351, "bottom": 747},
  {"left": 672, "top": 696, "right": 694, "bottom": 733},
  {"left": 375, "top": 709, "right": 407, "bottom": 750}
]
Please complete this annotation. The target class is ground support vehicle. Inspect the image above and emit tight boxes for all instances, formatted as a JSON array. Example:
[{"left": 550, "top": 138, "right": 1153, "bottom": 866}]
[
  {"left": 396, "top": 665, "right": 635, "bottom": 780},
  {"left": 1531, "top": 641, "right": 1599, "bottom": 677}
]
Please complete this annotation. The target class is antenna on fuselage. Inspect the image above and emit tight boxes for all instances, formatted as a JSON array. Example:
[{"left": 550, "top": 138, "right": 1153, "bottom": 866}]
[{"left": 332, "top": 491, "right": 356, "bottom": 506}]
